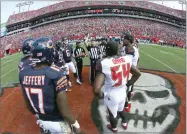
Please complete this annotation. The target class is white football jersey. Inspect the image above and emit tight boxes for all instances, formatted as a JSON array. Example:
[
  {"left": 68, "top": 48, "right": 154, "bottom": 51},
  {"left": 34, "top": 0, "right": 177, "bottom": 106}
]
[
  {"left": 96, "top": 55, "right": 133, "bottom": 93},
  {"left": 121, "top": 46, "right": 139, "bottom": 67}
]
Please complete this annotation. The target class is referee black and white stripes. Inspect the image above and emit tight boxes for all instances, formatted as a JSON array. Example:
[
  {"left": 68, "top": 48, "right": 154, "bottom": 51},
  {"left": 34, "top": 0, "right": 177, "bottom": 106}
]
[
  {"left": 88, "top": 47, "right": 100, "bottom": 60},
  {"left": 86, "top": 45, "right": 100, "bottom": 85},
  {"left": 99, "top": 42, "right": 106, "bottom": 58},
  {"left": 74, "top": 48, "right": 84, "bottom": 59},
  {"left": 73, "top": 42, "right": 86, "bottom": 82}
]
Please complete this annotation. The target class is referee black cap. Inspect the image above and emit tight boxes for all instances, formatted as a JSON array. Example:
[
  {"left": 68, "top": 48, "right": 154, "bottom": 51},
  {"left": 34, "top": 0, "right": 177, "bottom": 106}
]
[
  {"left": 62, "top": 37, "right": 68, "bottom": 42},
  {"left": 76, "top": 40, "right": 81, "bottom": 45}
]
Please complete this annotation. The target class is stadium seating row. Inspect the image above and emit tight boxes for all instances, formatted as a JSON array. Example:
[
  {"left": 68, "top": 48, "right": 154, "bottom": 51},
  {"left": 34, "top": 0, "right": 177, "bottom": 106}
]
[
  {"left": 1, "top": 17, "right": 185, "bottom": 56},
  {"left": 7, "top": 1, "right": 186, "bottom": 25}
]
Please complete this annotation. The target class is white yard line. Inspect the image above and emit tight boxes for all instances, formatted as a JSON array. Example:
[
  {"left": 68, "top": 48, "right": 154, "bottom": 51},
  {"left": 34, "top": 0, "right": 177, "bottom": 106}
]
[
  {"left": 144, "top": 44, "right": 186, "bottom": 51},
  {"left": 159, "top": 50, "right": 185, "bottom": 61},
  {"left": 173, "top": 55, "right": 185, "bottom": 61},
  {"left": 1, "top": 53, "right": 20, "bottom": 60},
  {"left": 1, "top": 88, "right": 17, "bottom": 103},
  {"left": 1, "top": 68, "right": 17, "bottom": 78},
  {"left": 1, "top": 55, "right": 21, "bottom": 66},
  {"left": 1, "top": 60, "right": 13, "bottom": 66},
  {"left": 1, "top": 59, "right": 20, "bottom": 70},
  {"left": 140, "top": 50, "right": 178, "bottom": 73}
]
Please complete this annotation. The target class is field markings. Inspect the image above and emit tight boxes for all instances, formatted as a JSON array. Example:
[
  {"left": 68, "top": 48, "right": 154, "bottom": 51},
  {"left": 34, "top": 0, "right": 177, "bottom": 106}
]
[
  {"left": 140, "top": 50, "right": 178, "bottom": 73},
  {"left": 1, "top": 60, "right": 13, "bottom": 66},
  {"left": 1, "top": 56, "right": 21, "bottom": 70},
  {"left": 1, "top": 88, "right": 17, "bottom": 103},
  {"left": 1, "top": 67, "right": 17, "bottom": 78},
  {"left": 159, "top": 50, "right": 185, "bottom": 61},
  {"left": 1, "top": 53, "right": 20, "bottom": 60},
  {"left": 1, "top": 55, "right": 22, "bottom": 67},
  {"left": 144, "top": 44, "right": 186, "bottom": 51}
]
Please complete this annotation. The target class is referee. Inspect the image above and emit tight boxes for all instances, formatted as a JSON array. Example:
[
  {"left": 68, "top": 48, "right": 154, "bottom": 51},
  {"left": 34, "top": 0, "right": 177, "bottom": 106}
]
[
  {"left": 84, "top": 34, "right": 100, "bottom": 85},
  {"left": 73, "top": 41, "right": 86, "bottom": 82}
]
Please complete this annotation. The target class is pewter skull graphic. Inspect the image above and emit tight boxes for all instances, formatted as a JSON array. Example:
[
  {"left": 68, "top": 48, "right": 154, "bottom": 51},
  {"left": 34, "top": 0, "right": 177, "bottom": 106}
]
[{"left": 96, "top": 73, "right": 180, "bottom": 134}]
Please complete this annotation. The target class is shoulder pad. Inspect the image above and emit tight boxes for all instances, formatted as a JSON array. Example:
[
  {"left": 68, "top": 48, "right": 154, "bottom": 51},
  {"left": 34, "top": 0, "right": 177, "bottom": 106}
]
[
  {"left": 125, "top": 46, "right": 135, "bottom": 56},
  {"left": 46, "top": 65, "right": 62, "bottom": 79}
]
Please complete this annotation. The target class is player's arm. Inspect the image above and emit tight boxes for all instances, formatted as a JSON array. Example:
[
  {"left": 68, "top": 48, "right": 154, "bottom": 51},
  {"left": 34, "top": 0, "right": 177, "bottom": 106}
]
[
  {"left": 127, "top": 66, "right": 141, "bottom": 87},
  {"left": 55, "top": 73, "right": 82, "bottom": 133},
  {"left": 92, "top": 60, "right": 105, "bottom": 98},
  {"left": 19, "top": 75, "right": 35, "bottom": 114},
  {"left": 84, "top": 33, "right": 89, "bottom": 46},
  {"left": 18, "top": 62, "right": 22, "bottom": 72},
  {"left": 73, "top": 48, "right": 76, "bottom": 57},
  {"left": 84, "top": 33, "right": 90, "bottom": 47}
]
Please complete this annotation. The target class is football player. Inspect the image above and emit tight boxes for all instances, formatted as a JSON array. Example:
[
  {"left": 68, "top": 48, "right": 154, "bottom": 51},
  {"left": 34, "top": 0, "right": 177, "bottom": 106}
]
[
  {"left": 133, "top": 38, "right": 140, "bottom": 64},
  {"left": 54, "top": 40, "right": 65, "bottom": 67},
  {"left": 121, "top": 32, "right": 140, "bottom": 112},
  {"left": 19, "top": 37, "right": 83, "bottom": 134},
  {"left": 18, "top": 38, "right": 35, "bottom": 72},
  {"left": 61, "top": 37, "right": 82, "bottom": 86},
  {"left": 54, "top": 40, "right": 72, "bottom": 91},
  {"left": 93, "top": 41, "right": 141, "bottom": 132}
]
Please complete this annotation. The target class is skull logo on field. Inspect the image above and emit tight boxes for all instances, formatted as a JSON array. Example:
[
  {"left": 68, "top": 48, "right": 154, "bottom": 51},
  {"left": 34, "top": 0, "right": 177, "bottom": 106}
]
[
  {"left": 125, "top": 73, "right": 180, "bottom": 133},
  {"left": 96, "top": 73, "right": 181, "bottom": 133}
]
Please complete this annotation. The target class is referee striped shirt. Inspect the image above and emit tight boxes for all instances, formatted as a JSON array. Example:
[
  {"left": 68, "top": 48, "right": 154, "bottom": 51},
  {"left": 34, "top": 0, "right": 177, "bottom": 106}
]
[
  {"left": 87, "top": 46, "right": 100, "bottom": 60},
  {"left": 73, "top": 47, "right": 85, "bottom": 59},
  {"left": 99, "top": 43, "right": 106, "bottom": 58}
]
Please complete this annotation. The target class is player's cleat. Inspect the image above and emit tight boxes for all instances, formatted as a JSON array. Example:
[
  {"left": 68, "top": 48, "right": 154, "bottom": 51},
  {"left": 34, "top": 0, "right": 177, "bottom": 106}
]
[
  {"left": 125, "top": 107, "right": 130, "bottom": 113},
  {"left": 68, "top": 81, "right": 72, "bottom": 88},
  {"left": 107, "top": 124, "right": 118, "bottom": 133},
  {"left": 66, "top": 88, "right": 72, "bottom": 92},
  {"left": 124, "top": 101, "right": 132, "bottom": 112},
  {"left": 121, "top": 122, "right": 128, "bottom": 130},
  {"left": 67, "top": 89, "right": 72, "bottom": 92},
  {"left": 76, "top": 79, "right": 82, "bottom": 85}
]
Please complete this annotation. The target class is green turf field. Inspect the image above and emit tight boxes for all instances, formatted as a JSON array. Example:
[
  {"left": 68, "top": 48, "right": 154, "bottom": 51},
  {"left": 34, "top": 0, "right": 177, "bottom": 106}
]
[{"left": 0, "top": 44, "right": 186, "bottom": 87}]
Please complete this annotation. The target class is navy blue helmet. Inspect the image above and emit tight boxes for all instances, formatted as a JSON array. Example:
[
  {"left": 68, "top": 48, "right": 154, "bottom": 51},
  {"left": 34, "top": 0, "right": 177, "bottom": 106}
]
[
  {"left": 31, "top": 37, "right": 54, "bottom": 65},
  {"left": 62, "top": 37, "right": 68, "bottom": 46},
  {"left": 55, "top": 40, "right": 63, "bottom": 50},
  {"left": 22, "top": 38, "right": 35, "bottom": 56}
]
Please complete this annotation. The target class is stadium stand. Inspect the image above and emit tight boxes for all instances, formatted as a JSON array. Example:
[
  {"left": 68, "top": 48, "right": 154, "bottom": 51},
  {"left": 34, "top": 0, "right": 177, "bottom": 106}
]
[
  {"left": 0, "top": 1, "right": 186, "bottom": 57},
  {"left": 6, "top": 1, "right": 186, "bottom": 25}
]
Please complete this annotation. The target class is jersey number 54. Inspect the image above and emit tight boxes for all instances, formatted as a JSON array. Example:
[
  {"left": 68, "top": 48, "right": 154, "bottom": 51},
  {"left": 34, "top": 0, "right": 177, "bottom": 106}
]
[{"left": 111, "top": 63, "right": 130, "bottom": 87}]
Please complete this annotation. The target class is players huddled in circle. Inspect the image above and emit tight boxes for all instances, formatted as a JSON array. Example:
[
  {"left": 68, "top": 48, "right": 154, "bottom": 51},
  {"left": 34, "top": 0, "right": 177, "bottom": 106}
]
[{"left": 18, "top": 32, "right": 141, "bottom": 133}]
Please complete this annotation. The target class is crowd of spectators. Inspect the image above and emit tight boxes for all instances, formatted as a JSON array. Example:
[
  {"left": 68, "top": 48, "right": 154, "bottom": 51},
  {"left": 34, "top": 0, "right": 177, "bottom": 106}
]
[
  {"left": 7, "top": 1, "right": 186, "bottom": 25},
  {"left": 1, "top": 17, "right": 185, "bottom": 57}
]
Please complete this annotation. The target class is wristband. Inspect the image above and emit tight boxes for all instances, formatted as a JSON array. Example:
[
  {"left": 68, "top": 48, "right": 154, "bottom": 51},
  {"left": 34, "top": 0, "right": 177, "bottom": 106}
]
[{"left": 72, "top": 120, "right": 80, "bottom": 129}]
